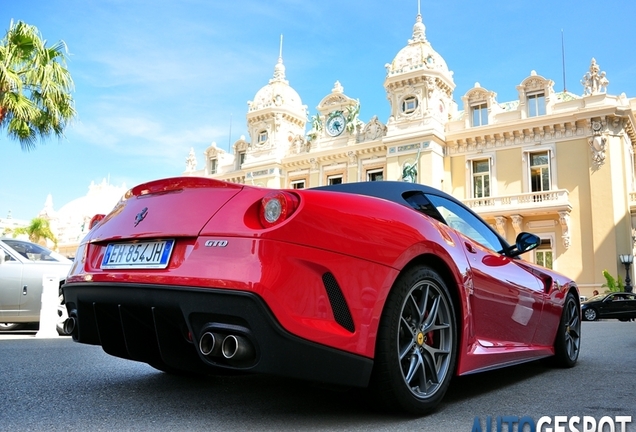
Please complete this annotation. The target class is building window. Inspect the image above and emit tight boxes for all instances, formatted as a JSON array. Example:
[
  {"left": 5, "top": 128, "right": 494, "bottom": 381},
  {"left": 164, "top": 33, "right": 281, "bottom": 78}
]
[
  {"left": 258, "top": 130, "right": 268, "bottom": 144},
  {"left": 471, "top": 160, "right": 490, "bottom": 198},
  {"left": 367, "top": 169, "right": 384, "bottom": 182},
  {"left": 328, "top": 175, "right": 343, "bottom": 185},
  {"left": 530, "top": 151, "right": 550, "bottom": 192},
  {"left": 238, "top": 151, "right": 246, "bottom": 167},
  {"left": 209, "top": 158, "right": 217, "bottom": 174},
  {"left": 401, "top": 96, "right": 418, "bottom": 114},
  {"left": 527, "top": 92, "right": 546, "bottom": 117},
  {"left": 290, "top": 179, "right": 305, "bottom": 189},
  {"left": 535, "top": 238, "right": 554, "bottom": 269},
  {"left": 471, "top": 103, "right": 488, "bottom": 127}
]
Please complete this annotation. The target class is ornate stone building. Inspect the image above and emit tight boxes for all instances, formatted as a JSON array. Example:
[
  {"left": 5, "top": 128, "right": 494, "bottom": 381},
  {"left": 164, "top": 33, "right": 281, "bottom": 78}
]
[
  {"left": 30, "top": 180, "right": 127, "bottom": 257},
  {"left": 183, "top": 12, "right": 636, "bottom": 296}
]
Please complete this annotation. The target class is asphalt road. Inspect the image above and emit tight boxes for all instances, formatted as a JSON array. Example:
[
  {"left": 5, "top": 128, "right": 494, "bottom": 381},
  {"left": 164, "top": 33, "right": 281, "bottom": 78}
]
[{"left": 0, "top": 321, "right": 635, "bottom": 432}]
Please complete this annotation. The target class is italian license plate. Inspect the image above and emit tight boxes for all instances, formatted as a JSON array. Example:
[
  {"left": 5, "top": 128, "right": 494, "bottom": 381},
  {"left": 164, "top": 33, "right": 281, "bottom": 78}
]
[{"left": 101, "top": 239, "right": 175, "bottom": 269}]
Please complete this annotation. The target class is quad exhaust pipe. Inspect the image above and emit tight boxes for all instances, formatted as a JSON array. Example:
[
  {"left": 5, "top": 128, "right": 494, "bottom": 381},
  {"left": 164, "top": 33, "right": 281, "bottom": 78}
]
[
  {"left": 198, "top": 331, "right": 255, "bottom": 362},
  {"left": 198, "top": 332, "right": 223, "bottom": 357},
  {"left": 221, "top": 334, "right": 254, "bottom": 360}
]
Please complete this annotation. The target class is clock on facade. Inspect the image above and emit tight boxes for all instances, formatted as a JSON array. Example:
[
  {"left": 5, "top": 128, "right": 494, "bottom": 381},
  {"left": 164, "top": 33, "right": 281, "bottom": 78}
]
[{"left": 326, "top": 112, "right": 346, "bottom": 137}]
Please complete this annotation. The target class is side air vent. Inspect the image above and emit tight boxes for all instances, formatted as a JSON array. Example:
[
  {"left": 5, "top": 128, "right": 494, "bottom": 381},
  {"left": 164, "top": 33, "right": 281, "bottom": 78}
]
[{"left": 322, "top": 272, "right": 355, "bottom": 333}]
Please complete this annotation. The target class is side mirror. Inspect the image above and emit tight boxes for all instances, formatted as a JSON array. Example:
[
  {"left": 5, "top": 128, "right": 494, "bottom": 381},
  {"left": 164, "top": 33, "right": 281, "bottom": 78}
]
[{"left": 508, "top": 232, "right": 541, "bottom": 257}]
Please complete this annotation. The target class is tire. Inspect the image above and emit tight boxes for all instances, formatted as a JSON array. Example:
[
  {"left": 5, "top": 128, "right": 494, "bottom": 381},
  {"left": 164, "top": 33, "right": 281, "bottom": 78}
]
[
  {"left": 371, "top": 266, "right": 457, "bottom": 415},
  {"left": 0, "top": 323, "right": 24, "bottom": 331},
  {"left": 551, "top": 292, "right": 581, "bottom": 368},
  {"left": 584, "top": 307, "right": 598, "bottom": 321}
]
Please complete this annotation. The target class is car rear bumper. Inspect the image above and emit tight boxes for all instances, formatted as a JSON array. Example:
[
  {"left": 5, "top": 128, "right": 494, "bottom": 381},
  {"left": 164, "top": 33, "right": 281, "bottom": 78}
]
[{"left": 62, "top": 282, "right": 373, "bottom": 387}]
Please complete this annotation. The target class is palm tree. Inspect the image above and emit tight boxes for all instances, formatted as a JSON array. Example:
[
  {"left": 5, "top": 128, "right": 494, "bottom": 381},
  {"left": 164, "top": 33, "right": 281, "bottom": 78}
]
[
  {"left": 12, "top": 217, "right": 58, "bottom": 248},
  {"left": 0, "top": 20, "right": 76, "bottom": 150}
]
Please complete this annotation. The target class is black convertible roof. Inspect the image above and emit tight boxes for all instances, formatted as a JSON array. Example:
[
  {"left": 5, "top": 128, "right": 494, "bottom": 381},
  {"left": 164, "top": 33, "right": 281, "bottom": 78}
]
[{"left": 312, "top": 181, "right": 464, "bottom": 208}]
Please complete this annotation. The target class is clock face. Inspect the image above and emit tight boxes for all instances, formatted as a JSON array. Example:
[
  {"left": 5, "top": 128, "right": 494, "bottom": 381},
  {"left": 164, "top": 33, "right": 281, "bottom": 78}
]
[{"left": 326, "top": 113, "right": 346, "bottom": 137}]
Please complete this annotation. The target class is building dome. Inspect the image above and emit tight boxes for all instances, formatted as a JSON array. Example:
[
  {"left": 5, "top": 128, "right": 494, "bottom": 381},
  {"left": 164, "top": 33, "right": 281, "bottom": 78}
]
[
  {"left": 54, "top": 179, "right": 127, "bottom": 246},
  {"left": 385, "top": 13, "right": 450, "bottom": 77},
  {"left": 248, "top": 56, "right": 305, "bottom": 116}
]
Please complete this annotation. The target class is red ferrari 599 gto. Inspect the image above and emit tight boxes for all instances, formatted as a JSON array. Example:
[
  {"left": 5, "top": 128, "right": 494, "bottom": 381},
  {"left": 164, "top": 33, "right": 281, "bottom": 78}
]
[{"left": 62, "top": 177, "right": 580, "bottom": 414}]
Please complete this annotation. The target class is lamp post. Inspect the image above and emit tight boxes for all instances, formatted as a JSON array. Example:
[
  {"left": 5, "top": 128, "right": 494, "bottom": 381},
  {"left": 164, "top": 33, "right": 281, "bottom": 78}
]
[{"left": 619, "top": 254, "right": 634, "bottom": 293}]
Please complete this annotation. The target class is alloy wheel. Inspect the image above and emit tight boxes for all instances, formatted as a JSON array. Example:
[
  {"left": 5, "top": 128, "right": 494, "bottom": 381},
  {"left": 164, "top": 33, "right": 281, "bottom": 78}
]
[{"left": 397, "top": 279, "right": 453, "bottom": 399}]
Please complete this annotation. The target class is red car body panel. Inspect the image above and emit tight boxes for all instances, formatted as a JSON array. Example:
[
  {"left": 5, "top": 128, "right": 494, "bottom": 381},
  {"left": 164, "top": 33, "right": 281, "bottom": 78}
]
[{"left": 64, "top": 177, "right": 577, "bottom": 385}]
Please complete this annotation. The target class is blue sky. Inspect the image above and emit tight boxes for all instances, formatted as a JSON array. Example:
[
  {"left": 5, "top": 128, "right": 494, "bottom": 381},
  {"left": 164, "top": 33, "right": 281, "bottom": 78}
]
[{"left": 3, "top": 0, "right": 636, "bottom": 221}]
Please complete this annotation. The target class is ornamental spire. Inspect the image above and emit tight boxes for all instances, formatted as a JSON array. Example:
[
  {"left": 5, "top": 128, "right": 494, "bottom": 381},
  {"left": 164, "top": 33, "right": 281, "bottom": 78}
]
[
  {"left": 410, "top": 1, "right": 427, "bottom": 44},
  {"left": 271, "top": 34, "right": 287, "bottom": 83}
]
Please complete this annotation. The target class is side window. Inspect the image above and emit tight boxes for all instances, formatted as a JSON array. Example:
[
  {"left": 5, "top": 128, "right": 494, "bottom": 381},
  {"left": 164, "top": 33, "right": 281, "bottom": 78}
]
[
  {"left": 1, "top": 248, "right": 16, "bottom": 262},
  {"left": 402, "top": 192, "right": 446, "bottom": 223},
  {"left": 426, "top": 194, "right": 505, "bottom": 252}
]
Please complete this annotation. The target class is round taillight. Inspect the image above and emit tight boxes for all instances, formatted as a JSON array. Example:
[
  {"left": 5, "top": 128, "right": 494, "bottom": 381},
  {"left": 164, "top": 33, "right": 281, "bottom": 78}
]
[
  {"left": 259, "top": 192, "right": 299, "bottom": 228},
  {"left": 264, "top": 198, "right": 283, "bottom": 224},
  {"left": 89, "top": 214, "right": 105, "bottom": 229}
]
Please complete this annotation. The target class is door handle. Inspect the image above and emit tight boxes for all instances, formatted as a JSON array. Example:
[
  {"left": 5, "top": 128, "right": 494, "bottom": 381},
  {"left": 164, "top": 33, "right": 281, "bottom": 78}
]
[
  {"left": 22, "top": 285, "right": 27, "bottom": 295},
  {"left": 464, "top": 242, "right": 476, "bottom": 254}
]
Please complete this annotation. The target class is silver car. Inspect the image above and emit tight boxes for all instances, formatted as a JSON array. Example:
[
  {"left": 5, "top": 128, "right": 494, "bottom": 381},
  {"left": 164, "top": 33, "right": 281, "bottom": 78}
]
[{"left": 0, "top": 238, "right": 72, "bottom": 332}]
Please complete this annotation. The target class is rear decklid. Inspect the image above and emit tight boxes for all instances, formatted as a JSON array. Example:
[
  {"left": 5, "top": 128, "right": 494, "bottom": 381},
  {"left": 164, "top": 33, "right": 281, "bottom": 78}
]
[{"left": 89, "top": 177, "right": 243, "bottom": 241}]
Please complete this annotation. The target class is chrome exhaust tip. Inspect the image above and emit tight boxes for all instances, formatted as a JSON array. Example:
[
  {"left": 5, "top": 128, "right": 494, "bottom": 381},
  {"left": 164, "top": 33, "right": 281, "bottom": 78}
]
[
  {"left": 221, "top": 334, "right": 254, "bottom": 360},
  {"left": 63, "top": 317, "right": 76, "bottom": 335},
  {"left": 199, "top": 332, "right": 223, "bottom": 357}
]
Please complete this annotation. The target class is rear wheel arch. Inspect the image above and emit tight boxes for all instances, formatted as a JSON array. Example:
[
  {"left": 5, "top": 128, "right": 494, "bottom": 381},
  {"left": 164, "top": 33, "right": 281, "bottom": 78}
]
[
  {"left": 550, "top": 290, "right": 581, "bottom": 367},
  {"left": 395, "top": 254, "right": 463, "bottom": 346},
  {"left": 567, "top": 286, "right": 580, "bottom": 307},
  {"left": 371, "top": 259, "right": 460, "bottom": 413},
  {"left": 379, "top": 254, "right": 464, "bottom": 368}
]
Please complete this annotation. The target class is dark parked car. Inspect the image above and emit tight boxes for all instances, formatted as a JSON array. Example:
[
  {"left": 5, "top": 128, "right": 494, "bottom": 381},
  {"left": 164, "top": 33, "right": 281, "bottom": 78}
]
[{"left": 581, "top": 292, "right": 636, "bottom": 321}]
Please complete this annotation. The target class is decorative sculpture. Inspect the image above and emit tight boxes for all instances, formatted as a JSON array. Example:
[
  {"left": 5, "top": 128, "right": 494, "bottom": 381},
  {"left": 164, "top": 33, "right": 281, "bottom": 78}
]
[{"left": 581, "top": 58, "right": 609, "bottom": 96}]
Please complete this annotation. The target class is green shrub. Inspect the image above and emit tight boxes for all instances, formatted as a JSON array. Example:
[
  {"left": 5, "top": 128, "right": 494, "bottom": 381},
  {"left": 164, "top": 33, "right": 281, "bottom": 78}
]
[{"left": 601, "top": 270, "right": 624, "bottom": 292}]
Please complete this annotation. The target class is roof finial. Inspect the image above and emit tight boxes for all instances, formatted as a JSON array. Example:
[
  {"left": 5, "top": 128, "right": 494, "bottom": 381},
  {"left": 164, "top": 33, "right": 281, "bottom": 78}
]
[
  {"left": 271, "top": 34, "right": 287, "bottom": 83},
  {"left": 279, "top": 34, "right": 283, "bottom": 60},
  {"left": 410, "top": 2, "right": 426, "bottom": 43}
]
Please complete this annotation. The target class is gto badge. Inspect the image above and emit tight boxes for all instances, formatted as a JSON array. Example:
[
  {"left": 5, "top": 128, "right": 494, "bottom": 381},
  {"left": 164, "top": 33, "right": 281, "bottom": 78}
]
[
  {"left": 205, "top": 240, "right": 228, "bottom": 247},
  {"left": 134, "top": 207, "right": 148, "bottom": 227}
]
